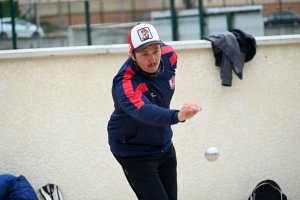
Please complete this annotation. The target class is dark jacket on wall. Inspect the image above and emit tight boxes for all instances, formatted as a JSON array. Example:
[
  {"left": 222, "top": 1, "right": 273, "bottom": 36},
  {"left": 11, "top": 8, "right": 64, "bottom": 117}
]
[{"left": 202, "top": 29, "right": 256, "bottom": 86}]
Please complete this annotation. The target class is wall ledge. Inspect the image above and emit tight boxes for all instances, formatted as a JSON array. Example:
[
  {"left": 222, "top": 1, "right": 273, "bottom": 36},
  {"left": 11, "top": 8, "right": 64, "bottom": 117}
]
[{"left": 0, "top": 34, "right": 299, "bottom": 59}]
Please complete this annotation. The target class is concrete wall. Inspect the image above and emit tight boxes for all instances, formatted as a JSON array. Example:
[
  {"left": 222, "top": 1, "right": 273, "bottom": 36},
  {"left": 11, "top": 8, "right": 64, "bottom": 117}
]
[{"left": 0, "top": 35, "right": 300, "bottom": 200}]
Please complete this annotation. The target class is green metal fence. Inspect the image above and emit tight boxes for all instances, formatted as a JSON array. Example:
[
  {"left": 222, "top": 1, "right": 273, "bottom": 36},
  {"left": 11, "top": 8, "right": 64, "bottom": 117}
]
[{"left": 1, "top": 0, "right": 300, "bottom": 50}]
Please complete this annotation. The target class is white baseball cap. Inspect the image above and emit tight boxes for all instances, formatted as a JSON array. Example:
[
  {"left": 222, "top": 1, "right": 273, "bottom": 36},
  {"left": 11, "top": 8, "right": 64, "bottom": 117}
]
[{"left": 127, "top": 23, "right": 162, "bottom": 52}]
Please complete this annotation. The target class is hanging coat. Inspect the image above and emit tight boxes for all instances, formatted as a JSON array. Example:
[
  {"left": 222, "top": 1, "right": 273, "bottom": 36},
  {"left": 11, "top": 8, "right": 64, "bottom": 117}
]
[{"left": 202, "top": 29, "right": 256, "bottom": 86}]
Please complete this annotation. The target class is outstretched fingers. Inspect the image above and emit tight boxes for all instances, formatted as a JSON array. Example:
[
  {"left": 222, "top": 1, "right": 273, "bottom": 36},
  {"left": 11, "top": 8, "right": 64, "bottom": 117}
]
[{"left": 178, "top": 103, "right": 202, "bottom": 121}]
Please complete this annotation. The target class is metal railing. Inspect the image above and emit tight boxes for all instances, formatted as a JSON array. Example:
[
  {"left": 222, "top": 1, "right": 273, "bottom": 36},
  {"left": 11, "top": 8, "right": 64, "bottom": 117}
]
[{"left": 0, "top": 0, "right": 299, "bottom": 50}]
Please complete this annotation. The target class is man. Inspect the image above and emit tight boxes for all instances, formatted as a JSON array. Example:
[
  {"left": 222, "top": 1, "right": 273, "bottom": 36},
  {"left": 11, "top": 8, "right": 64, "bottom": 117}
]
[{"left": 107, "top": 23, "right": 201, "bottom": 200}]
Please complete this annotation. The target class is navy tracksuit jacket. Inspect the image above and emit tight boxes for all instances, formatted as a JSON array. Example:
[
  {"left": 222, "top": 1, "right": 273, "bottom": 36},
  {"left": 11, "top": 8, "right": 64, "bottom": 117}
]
[{"left": 107, "top": 44, "right": 180, "bottom": 157}]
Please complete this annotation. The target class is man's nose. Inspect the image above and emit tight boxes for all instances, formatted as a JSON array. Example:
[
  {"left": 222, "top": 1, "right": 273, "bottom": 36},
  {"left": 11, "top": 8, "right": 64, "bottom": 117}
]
[{"left": 149, "top": 54, "right": 156, "bottom": 62}]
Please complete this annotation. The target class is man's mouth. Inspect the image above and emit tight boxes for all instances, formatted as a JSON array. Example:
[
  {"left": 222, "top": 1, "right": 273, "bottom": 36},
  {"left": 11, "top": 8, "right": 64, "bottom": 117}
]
[{"left": 148, "top": 63, "right": 158, "bottom": 67}]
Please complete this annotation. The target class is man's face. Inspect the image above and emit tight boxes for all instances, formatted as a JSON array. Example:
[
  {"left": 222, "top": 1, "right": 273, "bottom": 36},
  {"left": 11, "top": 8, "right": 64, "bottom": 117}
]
[{"left": 133, "top": 44, "right": 161, "bottom": 74}]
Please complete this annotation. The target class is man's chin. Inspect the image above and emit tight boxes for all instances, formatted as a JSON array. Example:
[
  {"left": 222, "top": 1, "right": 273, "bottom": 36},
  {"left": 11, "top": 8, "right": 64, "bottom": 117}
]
[{"left": 147, "top": 66, "right": 159, "bottom": 73}]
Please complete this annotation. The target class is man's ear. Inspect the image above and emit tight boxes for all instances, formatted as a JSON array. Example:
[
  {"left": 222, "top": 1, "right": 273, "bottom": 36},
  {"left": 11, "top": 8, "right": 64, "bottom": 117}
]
[{"left": 128, "top": 50, "right": 136, "bottom": 61}]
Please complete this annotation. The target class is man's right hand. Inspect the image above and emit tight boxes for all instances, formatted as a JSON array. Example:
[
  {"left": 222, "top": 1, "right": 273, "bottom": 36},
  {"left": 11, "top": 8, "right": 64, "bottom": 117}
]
[{"left": 178, "top": 103, "right": 202, "bottom": 122}]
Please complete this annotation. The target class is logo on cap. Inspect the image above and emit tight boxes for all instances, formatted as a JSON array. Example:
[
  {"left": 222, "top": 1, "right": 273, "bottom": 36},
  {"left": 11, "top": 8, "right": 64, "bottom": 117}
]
[{"left": 137, "top": 27, "right": 153, "bottom": 42}]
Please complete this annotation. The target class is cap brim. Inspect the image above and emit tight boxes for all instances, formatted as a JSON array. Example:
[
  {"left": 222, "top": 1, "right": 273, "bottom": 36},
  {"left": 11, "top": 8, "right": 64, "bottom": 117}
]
[{"left": 134, "top": 40, "right": 162, "bottom": 52}]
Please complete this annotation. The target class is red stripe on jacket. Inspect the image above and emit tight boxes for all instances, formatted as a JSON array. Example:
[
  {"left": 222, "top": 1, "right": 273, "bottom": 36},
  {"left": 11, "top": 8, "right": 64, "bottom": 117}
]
[
  {"left": 122, "top": 66, "right": 149, "bottom": 109},
  {"left": 161, "top": 46, "right": 178, "bottom": 66}
]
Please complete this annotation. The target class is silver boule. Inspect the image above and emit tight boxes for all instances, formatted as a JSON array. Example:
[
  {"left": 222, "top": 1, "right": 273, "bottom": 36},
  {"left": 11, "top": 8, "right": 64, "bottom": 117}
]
[{"left": 205, "top": 147, "right": 219, "bottom": 162}]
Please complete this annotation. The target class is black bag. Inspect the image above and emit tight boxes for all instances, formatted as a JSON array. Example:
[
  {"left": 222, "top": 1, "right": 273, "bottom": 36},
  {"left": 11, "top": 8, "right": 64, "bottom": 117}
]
[{"left": 248, "top": 179, "right": 287, "bottom": 200}]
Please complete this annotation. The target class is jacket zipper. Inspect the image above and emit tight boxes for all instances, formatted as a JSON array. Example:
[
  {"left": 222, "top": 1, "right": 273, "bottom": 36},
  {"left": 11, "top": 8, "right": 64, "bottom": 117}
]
[
  {"left": 156, "top": 78, "right": 166, "bottom": 145},
  {"left": 156, "top": 79, "right": 165, "bottom": 107}
]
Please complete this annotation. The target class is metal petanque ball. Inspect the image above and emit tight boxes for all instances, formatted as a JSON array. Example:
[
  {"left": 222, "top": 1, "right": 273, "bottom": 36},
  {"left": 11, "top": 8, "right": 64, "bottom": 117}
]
[{"left": 205, "top": 147, "right": 219, "bottom": 162}]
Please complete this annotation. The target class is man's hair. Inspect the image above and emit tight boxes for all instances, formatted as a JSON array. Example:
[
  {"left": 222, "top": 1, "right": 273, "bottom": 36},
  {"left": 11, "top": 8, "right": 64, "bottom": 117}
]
[{"left": 132, "top": 51, "right": 136, "bottom": 58}]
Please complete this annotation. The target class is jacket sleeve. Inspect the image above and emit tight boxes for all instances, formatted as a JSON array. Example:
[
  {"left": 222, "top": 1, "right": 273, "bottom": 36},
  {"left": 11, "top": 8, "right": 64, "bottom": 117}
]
[{"left": 114, "top": 78, "right": 180, "bottom": 126}]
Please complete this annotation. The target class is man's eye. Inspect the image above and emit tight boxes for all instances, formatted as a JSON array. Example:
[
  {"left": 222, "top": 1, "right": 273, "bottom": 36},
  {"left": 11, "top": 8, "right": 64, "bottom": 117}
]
[{"left": 142, "top": 53, "right": 148, "bottom": 56}]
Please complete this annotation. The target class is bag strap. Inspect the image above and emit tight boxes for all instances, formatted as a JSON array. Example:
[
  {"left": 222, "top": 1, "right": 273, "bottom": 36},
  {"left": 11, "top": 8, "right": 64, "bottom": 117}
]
[
  {"left": 249, "top": 182, "right": 283, "bottom": 200},
  {"left": 39, "top": 184, "right": 54, "bottom": 200},
  {"left": 39, "top": 183, "right": 65, "bottom": 200},
  {"left": 55, "top": 185, "right": 62, "bottom": 200}
]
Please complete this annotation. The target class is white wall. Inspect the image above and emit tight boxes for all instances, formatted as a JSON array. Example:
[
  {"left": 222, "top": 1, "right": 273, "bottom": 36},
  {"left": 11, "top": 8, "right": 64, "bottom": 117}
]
[{"left": 0, "top": 35, "right": 300, "bottom": 199}]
